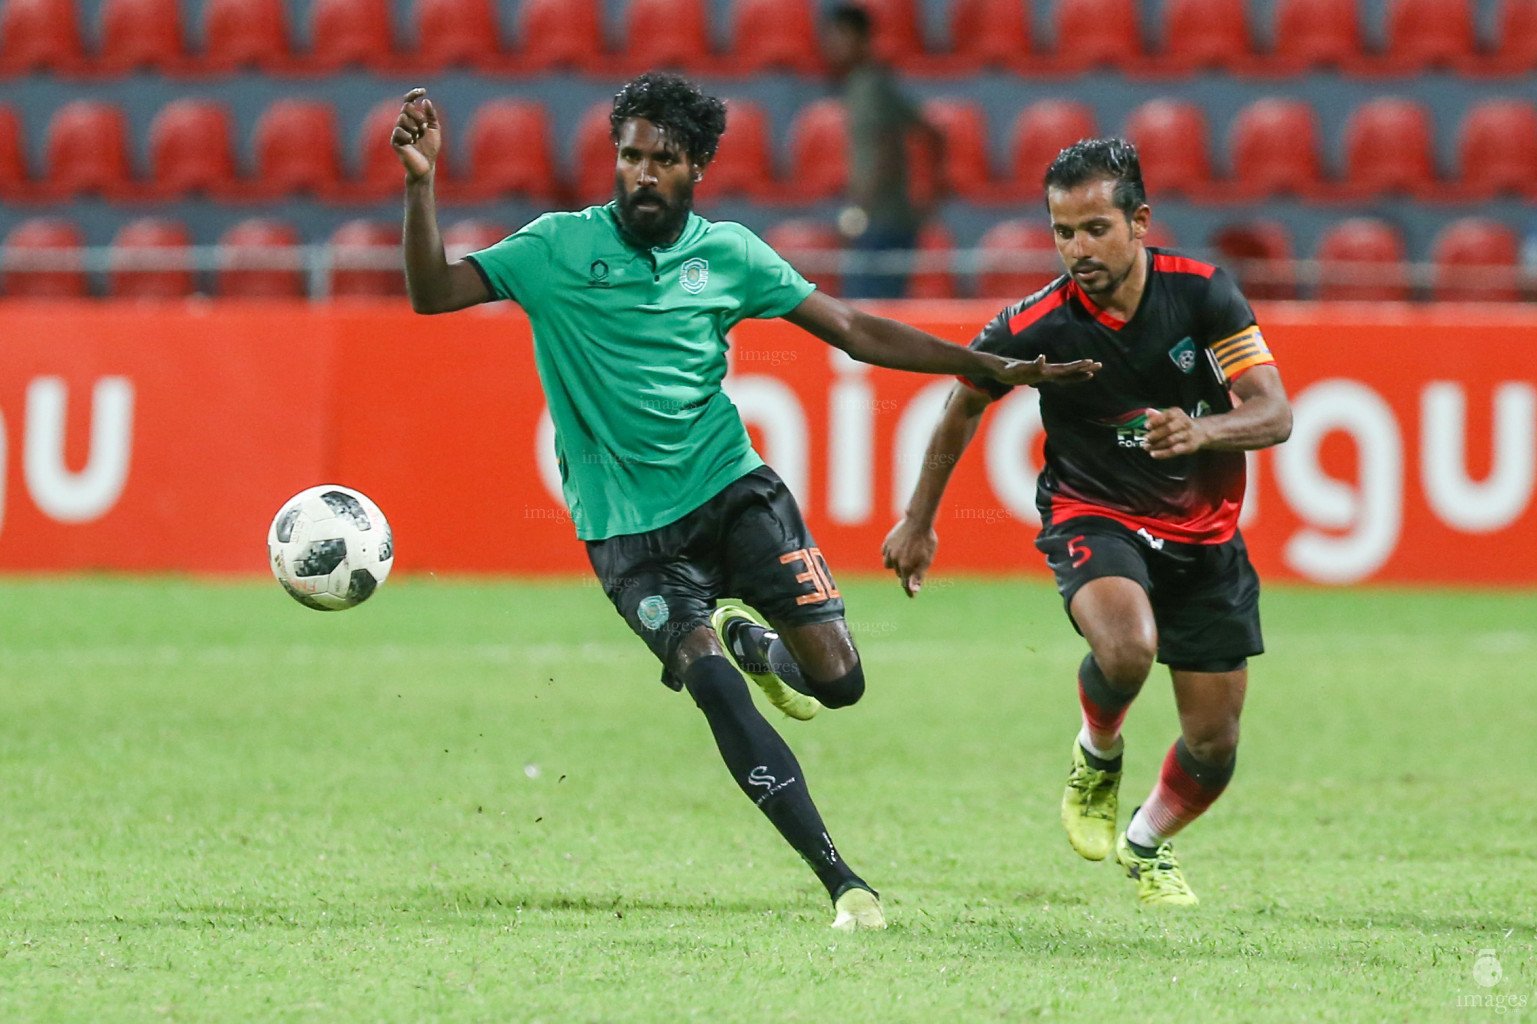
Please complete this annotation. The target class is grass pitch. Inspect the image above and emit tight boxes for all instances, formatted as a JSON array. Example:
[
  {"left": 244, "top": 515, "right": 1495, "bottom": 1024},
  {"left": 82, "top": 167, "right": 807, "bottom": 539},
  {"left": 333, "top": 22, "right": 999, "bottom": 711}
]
[{"left": 0, "top": 576, "right": 1532, "bottom": 1023}]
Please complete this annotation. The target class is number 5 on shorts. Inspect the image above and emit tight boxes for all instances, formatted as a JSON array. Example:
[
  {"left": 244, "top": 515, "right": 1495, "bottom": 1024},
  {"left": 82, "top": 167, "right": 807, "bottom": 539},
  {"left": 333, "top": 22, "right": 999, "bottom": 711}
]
[{"left": 1068, "top": 536, "right": 1092, "bottom": 568}]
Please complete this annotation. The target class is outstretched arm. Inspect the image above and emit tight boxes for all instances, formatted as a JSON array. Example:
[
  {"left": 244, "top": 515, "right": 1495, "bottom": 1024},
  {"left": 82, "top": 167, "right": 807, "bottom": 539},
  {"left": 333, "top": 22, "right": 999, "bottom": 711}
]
[
  {"left": 394, "top": 88, "right": 492, "bottom": 315},
  {"left": 783, "top": 291, "right": 1098, "bottom": 388},
  {"left": 1143, "top": 364, "right": 1291, "bottom": 459},
  {"left": 881, "top": 382, "right": 994, "bottom": 596}
]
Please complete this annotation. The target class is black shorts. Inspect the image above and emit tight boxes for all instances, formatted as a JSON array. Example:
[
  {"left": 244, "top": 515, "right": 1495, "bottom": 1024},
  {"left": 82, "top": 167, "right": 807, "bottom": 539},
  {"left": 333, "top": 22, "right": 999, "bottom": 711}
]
[
  {"left": 586, "top": 466, "right": 846, "bottom": 687},
  {"left": 1035, "top": 516, "right": 1263, "bottom": 673}
]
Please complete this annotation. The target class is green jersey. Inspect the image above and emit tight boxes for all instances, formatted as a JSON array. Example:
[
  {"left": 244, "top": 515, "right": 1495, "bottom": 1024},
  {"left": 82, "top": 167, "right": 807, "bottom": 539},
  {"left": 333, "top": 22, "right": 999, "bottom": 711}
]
[{"left": 465, "top": 204, "right": 816, "bottom": 541}]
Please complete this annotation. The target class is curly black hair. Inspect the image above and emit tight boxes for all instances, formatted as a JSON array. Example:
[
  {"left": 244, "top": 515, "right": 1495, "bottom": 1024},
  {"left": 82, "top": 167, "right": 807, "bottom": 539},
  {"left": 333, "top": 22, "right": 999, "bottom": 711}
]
[{"left": 609, "top": 72, "right": 728, "bottom": 166}]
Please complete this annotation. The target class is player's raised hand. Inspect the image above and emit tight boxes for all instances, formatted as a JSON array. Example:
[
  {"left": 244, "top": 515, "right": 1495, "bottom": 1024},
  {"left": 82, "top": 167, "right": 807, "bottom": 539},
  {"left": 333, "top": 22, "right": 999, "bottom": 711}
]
[
  {"left": 992, "top": 355, "right": 1101, "bottom": 388},
  {"left": 1143, "top": 406, "right": 1207, "bottom": 459},
  {"left": 392, "top": 88, "right": 442, "bottom": 183},
  {"left": 882, "top": 517, "right": 938, "bottom": 598}
]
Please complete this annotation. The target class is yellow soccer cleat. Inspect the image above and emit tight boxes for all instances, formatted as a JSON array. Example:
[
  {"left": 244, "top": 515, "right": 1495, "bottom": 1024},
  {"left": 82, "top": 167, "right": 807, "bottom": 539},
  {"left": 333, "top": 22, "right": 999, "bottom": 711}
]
[
  {"left": 1115, "top": 832, "right": 1199, "bottom": 907},
  {"left": 710, "top": 603, "right": 822, "bottom": 722},
  {"left": 830, "top": 886, "right": 886, "bottom": 931},
  {"left": 1061, "top": 740, "right": 1121, "bottom": 861}
]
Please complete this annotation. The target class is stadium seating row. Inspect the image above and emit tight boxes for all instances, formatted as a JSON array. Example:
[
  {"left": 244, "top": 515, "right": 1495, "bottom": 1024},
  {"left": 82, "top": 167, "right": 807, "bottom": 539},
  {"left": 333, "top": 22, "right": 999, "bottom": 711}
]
[
  {"left": 3, "top": 0, "right": 1535, "bottom": 77},
  {"left": 7, "top": 93, "right": 1536, "bottom": 204},
  {"left": 2, "top": 213, "right": 1523, "bottom": 303}
]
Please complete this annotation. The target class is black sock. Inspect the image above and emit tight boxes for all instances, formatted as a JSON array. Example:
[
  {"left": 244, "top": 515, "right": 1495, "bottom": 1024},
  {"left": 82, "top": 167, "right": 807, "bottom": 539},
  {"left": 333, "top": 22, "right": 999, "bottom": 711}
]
[{"left": 682, "top": 655, "right": 861, "bottom": 899}]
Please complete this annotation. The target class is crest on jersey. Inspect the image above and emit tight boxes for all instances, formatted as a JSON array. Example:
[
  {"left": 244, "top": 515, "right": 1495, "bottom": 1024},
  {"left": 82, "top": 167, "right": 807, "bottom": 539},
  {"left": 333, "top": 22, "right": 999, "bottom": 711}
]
[
  {"left": 1169, "top": 336, "right": 1198, "bottom": 373},
  {"left": 680, "top": 258, "right": 709, "bottom": 294}
]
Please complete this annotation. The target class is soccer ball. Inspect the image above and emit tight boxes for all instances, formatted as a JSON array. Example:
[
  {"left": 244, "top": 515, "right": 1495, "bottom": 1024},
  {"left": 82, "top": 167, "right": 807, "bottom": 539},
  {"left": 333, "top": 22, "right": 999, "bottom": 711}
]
[{"left": 268, "top": 485, "right": 394, "bottom": 610}]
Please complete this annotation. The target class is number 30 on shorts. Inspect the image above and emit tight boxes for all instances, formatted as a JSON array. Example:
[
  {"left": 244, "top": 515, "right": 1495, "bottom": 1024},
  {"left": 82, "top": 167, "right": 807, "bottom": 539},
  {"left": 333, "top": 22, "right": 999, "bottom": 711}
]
[{"left": 780, "top": 547, "right": 841, "bottom": 606}]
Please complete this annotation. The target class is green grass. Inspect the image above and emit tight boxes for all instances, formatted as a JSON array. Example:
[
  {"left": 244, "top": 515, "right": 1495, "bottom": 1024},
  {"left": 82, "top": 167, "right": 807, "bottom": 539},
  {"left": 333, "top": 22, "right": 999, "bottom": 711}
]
[{"left": 0, "top": 576, "right": 1533, "bottom": 1023}]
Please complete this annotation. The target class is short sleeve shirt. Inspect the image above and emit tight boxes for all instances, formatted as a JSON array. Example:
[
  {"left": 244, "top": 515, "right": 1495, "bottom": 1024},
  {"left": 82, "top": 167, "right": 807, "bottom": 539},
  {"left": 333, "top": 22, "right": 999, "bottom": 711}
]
[
  {"left": 466, "top": 205, "right": 816, "bottom": 540},
  {"left": 961, "top": 249, "right": 1276, "bottom": 544}
]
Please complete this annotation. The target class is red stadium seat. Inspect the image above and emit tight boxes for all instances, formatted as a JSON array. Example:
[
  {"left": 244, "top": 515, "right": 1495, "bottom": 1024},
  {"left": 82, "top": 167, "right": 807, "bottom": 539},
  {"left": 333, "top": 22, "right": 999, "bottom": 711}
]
[
  {"left": 1228, "top": 98, "right": 1325, "bottom": 199},
  {"left": 1124, "top": 100, "right": 1211, "bottom": 197},
  {"left": 1493, "top": 0, "right": 1537, "bottom": 71},
  {"left": 859, "top": 0, "right": 926, "bottom": 67},
  {"left": 0, "top": 0, "right": 84, "bottom": 73},
  {"left": 443, "top": 219, "right": 511, "bottom": 261},
  {"left": 516, "top": 0, "right": 603, "bottom": 70},
  {"left": 329, "top": 220, "right": 403, "bottom": 297},
  {"left": 1342, "top": 97, "right": 1437, "bottom": 197},
  {"left": 948, "top": 0, "right": 1031, "bottom": 71},
  {"left": 623, "top": 0, "right": 711, "bottom": 71},
  {"left": 2, "top": 217, "right": 86, "bottom": 298},
  {"left": 907, "top": 222, "right": 957, "bottom": 299},
  {"left": 1159, "top": 0, "right": 1250, "bottom": 71},
  {"left": 43, "top": 101, "right": 133, "bottom": 199},
  {"left": 698, "top": 99, "right": 773, "bottom": 199},
  {"left": 148, "top": 100, "right": 236, "bottom": 198},
  {"left": 1315, "top": 218, "right": 1409, "bottom": 301},
  {"left": 217, "top": 218, "right": 304, "bottom": 298},
  {"left": 0, "top": 104, "right": 27, "bottom": 197},
  {"left": 912, "top": 99, "right": 991, "bottom": 201},
  {"left": 1383, "top": 0, "right": 1473, "bottom": 71},
  {"left": 1210, "top": 221, "right": 1296, "bottom": 300},
  {"left": 730, "top": 0, "right": 819, "bottom": 73},
  {"left": 574, "top": 100, "right": 618, "bottom": 204},
  {"left": 1458, "top": 101, "right": 1537, "bottom": 198},
  {"left": 977, "top": 219, "right": 1058, "bottom": 299},
  {"left": 412, "top": 0, "right": 499, "bottom": 70},
  {"left": 110, "top": 218, "right": 194, "bottom": 299},
  {"left": 452, "top": 100, "right": 555, "bottom": 201},
  {"left": 306, "top": 0, "right": 395, "bottom": 70},
  {"left": 199, "top": 0, "right": 292, "bottom": 71},
  {"left": 1051, "top": 0, "right": 1142, "bottom": 71},
  {"left": 1431, "top": 218, "right": 1521, "bottom": 302},
  {"left": 252, "top": 100, "right": 341, "bottom": 198},
  {"left": 783, "top": 99, "right": 848, "bottom": 203},
  {"left": 1007, "top": 100, "right": 1096, "bottom": 191},
  {"left": 99, "top": 0, "right": 185, "bottom": 71},
  {"left": 1272, "top": 0, "right": 1362, "bottom": 70},
  {"left": 762, "top": 219, "right": 841, "bottom": 297}
]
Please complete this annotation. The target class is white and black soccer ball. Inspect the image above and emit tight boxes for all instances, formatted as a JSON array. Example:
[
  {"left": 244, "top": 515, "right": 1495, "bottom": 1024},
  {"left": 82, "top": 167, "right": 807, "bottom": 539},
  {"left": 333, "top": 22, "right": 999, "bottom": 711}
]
[{"left": 268, "top": 485, "right": 393, "bottom": 610}]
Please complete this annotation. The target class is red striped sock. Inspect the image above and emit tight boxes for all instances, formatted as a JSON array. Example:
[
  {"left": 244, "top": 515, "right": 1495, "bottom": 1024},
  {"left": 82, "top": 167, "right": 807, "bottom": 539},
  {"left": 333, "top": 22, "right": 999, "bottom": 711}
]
[
  {"left": 1077, "top": 653, "right": 1135, "bottom": 749},
  {"left": 1128, "top": 739, "right": 1235, "bottom": 846}
]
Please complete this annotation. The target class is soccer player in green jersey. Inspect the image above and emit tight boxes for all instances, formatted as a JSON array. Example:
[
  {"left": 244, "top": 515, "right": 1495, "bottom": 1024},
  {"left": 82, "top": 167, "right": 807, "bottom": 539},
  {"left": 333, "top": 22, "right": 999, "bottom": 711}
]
[{"left": 393, "top": 73, "right": 1098, "bottom": 930}]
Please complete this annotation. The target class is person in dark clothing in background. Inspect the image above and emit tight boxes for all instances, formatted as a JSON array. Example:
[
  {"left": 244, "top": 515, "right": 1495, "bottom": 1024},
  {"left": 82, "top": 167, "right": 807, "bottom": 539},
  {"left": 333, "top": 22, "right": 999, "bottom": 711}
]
[{"left": 821, "top": 3, "right": 944, "bottom": 300}]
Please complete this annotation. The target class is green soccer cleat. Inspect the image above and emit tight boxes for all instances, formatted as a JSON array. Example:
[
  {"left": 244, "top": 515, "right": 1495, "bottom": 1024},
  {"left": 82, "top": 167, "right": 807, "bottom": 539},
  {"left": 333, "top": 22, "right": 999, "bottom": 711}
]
[
  {"left": 710, "top": 604, "right": 822, "bottom": 722},
  {"left": 830, "top": 886, "right": 887, "bottom": 931},
  {"left": 1115, "top": 831, "right": 1199, "bottom": 907},
  {"left": 1061, "top": 740, "right": 1121, "bottom": 861}
]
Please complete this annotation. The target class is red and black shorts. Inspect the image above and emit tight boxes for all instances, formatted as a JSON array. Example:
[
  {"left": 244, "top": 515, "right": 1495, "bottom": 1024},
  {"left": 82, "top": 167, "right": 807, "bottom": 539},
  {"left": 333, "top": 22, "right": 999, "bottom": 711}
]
[
  {"left": 586, "top": 466, "right": 846, "bottom": 687},
  {"left": 1035, "top": 515, "right": 1263, "bottom": 673}
]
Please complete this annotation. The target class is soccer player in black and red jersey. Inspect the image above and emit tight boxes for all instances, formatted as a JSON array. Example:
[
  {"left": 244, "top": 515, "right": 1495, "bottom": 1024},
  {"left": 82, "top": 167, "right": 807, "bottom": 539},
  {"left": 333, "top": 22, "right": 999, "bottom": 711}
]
[{"left": 882, "top": 139, "right": 1292, "bottom": 906}]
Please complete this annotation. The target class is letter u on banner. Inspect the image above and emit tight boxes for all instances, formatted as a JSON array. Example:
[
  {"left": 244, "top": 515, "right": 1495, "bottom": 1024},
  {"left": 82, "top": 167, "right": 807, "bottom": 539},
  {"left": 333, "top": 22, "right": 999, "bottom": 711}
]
[
  {"left": 1421, "top": 381, "right": 1536, "bottom": 533},
  {"left": 24, "top": 377, "right": 135, "bottom": 524}
]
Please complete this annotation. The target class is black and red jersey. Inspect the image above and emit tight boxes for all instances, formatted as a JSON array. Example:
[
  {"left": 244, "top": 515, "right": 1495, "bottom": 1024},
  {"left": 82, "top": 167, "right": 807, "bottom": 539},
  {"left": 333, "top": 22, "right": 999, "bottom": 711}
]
[{"left": 962, "top": 248, "right": 1277, "bottom": 545}]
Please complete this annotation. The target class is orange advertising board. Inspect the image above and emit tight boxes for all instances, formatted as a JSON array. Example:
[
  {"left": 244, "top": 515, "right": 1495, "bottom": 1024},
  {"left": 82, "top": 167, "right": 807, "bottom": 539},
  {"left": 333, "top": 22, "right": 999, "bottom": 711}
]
[{"left": 1, "top": 300, "right": 1533, "bottom": 585}]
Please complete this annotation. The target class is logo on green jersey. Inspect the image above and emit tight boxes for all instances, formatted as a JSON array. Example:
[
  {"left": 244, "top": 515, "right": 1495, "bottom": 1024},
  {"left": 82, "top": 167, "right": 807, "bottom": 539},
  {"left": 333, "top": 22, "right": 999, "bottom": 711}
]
[
  {"left": 680, "top": 258, "right": 709, "bottom": 295},
  {"left": 637, "top": 595, "right": 670, "bottom": 631},
  {"left": 1169, "top": 336, "right": 1197, "bottom": 373},
  {"left": 588, "top": 259, "right": 610, "bottom": 287}
]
